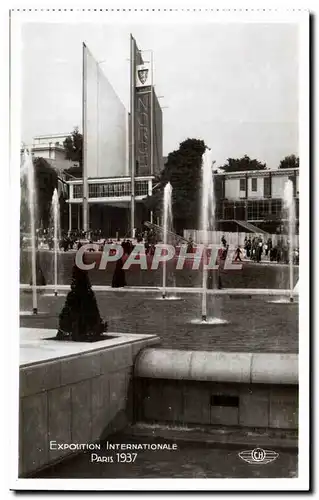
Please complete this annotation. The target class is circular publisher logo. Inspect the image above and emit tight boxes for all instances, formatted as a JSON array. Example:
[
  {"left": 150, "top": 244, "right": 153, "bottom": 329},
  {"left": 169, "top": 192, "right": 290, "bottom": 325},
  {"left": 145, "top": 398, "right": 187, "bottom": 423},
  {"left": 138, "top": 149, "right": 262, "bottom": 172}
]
[{"left": 252, "top": 448, "right": 266, "bottom": 462}]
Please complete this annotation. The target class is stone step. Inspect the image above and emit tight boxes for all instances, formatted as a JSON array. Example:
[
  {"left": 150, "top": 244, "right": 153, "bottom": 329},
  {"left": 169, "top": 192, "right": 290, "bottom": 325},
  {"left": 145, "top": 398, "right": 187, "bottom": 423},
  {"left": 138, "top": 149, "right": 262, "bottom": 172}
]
[{"left": 121, "top": 423, "right": 298, "bottom": 450}]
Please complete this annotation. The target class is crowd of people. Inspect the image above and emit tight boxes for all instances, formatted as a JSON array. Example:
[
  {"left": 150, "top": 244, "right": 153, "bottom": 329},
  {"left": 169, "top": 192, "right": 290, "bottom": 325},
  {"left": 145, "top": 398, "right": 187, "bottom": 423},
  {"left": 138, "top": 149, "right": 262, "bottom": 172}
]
[
  {"left": 241, "top": 236, "right": 299, "bottom": 264},
  {"left": 21, "top": 225, "right": 299, "bottom": 266},
  {"left": 21, "top": 224, "right": 161, "bottom": 255}
]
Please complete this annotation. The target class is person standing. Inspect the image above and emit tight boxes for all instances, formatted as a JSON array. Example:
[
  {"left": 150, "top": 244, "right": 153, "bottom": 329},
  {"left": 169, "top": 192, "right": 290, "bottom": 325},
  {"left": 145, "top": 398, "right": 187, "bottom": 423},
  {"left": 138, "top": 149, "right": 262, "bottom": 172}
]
[
  {"left": 264, "top": 242, "right": 269, "bottom": 257},
  {"left": 111, "top": 256, "right": 126, "bottom": 288},
  {"left": 244, "top": 238, "right": 250, "bottom": 258},
  {"left": 234, "top": 246, "right": 242, "bottom": 262},
  {"left": 187, "top": 236, "right": 194, "bottom": 254},
  {"left": 257, "top": 240, "right": 263, "bottom": 263}
]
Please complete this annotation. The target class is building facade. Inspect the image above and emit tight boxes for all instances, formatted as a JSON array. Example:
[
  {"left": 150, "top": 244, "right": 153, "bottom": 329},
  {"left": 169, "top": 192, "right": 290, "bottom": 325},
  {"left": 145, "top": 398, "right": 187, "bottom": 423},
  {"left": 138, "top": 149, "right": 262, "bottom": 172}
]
[
  {"left": 214, "top": 168, "right": 299, "bottom": 233},
  {"left": 22, "top": 133, "right": 79, "bottom": 174},
  {"left": 67, "top": 175, "right": 154, "bottom": 236}
]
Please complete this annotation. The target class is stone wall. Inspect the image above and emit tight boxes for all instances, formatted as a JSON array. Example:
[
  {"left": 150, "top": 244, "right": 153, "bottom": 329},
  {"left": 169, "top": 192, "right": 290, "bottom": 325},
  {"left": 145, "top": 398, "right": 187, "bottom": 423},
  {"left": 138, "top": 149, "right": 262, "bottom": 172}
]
[
  {"left": 134, "top": 379, "right": 298, "bottom": 430},
  {"left": 19, "top": 337, "right": 158, "bottom": 477},
  {"left": 134, "top": 349, "right": 298, "bottom": 430}
]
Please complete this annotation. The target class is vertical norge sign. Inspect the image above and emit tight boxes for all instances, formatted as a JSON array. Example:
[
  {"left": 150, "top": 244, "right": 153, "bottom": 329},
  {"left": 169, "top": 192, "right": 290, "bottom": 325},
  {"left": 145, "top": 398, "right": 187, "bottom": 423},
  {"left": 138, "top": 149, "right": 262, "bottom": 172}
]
[{"left": 135, "top": 63, "right": 152, "bottom": 176}]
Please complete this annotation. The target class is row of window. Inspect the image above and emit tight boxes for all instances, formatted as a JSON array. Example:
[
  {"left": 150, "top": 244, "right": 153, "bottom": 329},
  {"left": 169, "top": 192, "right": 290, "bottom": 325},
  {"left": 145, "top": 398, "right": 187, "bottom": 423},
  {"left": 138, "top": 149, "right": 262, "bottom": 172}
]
[
  {"left": 237, "top": 176, "right": 296, "bottom": 197},
  {"left": 238, "top": 177, "right": 268, "bottom": 194},
  {"left": 72, "top": 181, "right": 149, "bottom": 199},
  {"left": 216, "top": 199, "right": 299, "bottom": 221}
]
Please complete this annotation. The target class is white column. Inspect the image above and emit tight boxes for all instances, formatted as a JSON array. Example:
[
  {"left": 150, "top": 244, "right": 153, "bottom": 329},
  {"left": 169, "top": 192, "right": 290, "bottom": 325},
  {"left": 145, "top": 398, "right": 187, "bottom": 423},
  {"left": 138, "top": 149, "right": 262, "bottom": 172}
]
[
  {"left": 82, "top": 43, "right": 88, "bottom": 232},
  {"left": 149, "top": 179, "right": 153, "bottom": 223},
  {"left": 68, "top": 203, "right": 72, "bottom": 233},
  {"left": 130, "top": 35, "right": 136, "bottom": 238}
]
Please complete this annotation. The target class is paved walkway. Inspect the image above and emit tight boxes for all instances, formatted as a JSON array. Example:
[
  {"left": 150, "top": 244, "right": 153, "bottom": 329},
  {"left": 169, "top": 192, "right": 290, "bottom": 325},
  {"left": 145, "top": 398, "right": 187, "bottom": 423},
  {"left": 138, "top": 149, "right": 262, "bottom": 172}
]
[{"left": 20, "top": 290, "right": 298, "bottom": 353}]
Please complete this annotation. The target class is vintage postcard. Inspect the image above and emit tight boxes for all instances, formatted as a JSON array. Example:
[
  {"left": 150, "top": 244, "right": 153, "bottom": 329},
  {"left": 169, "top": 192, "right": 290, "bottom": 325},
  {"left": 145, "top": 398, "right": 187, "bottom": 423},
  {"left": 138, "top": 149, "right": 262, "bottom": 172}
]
[{"left": 10, "top": 7, "right": 309, "bottom": 492}]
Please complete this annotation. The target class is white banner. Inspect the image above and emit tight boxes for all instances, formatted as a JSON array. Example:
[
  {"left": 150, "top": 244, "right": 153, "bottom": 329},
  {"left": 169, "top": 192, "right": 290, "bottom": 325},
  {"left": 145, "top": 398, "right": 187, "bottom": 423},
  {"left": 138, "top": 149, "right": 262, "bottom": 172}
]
[{"left": 84, "top": 44, "right": 127, "bottom": 178}]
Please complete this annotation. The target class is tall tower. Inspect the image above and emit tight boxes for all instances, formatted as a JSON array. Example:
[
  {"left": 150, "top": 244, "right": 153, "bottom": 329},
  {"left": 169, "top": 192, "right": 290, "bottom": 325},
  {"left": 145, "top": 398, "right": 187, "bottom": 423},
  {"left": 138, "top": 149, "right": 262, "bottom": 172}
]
[{"left": 129, "top": 34, "right": 163, "bottom": 235}]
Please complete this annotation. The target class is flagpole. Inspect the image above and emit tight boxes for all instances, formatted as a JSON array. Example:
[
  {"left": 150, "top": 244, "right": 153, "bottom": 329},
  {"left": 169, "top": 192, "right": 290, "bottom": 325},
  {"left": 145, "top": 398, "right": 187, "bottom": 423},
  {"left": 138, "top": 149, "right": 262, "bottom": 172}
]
[
  {"left": 82, "top": 42, "right": 88, "bottom": 234},
  {"left": 130, "top": 35, "right": 136, "bottom": 239},
  {"left": 150, "top": 50, "right": 154, "bottom": 176}
]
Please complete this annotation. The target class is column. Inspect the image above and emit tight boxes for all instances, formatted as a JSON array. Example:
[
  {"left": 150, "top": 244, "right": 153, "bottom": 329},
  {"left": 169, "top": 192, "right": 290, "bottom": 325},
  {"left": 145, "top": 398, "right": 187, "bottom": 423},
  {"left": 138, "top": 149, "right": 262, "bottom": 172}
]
[{"left": 68, "top": 203, "right": 72, "bottom": 233}]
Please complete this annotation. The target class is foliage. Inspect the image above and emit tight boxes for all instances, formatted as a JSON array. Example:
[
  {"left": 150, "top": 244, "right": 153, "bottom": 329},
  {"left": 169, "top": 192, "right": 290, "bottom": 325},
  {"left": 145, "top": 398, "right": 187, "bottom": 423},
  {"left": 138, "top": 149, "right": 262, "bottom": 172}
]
[
  {"left": 219, "top": 155, "right": 267, "bottom": 172},
  {"left": 20, "top": 156, "right": 70, "bottom": 232},
  {"left": 64, "top": 165, "right": 83, "bottom": 178},
  {"left": 34, "top": 157, "right": 58, "bottom": 228},
  {"left": 144, "top": 138, "right": 207, "bottom": 232},
  {"left": 279, "top": 154, "right": 299, "bottom": 169},
  {"left": 56, "top": 265, "right": 107, "bottom": 341},
  {"left": 63, "top": 127, "right": 83, "bottom": 174}
]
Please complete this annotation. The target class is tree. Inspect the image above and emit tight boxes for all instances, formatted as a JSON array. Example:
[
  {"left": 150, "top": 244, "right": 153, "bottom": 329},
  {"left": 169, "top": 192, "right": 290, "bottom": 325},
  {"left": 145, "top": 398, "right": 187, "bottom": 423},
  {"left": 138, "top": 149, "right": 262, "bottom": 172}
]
[
  {"left": 33, "top": 157, "right": 58, "bottom": 228},
  {"left": 144, "top": 138, "right": 207, "bottom": 233},
  {"left": 56, "top": 265, "right": 108, "bottom": 341},
  {"left": 64, "top": 164, "right": 83, "bottom": 179},
  {"left": 63, "top": 127, "right": 83, "bottom": 177},
  {"left": 279, "top": 154, "right": 299, "bottom": 169},
  {"left": 142, "top": 174, "right": 162, "bottom": 213},
  {"left": 219, "top": 155, "right": 267, "bottom": 172}
]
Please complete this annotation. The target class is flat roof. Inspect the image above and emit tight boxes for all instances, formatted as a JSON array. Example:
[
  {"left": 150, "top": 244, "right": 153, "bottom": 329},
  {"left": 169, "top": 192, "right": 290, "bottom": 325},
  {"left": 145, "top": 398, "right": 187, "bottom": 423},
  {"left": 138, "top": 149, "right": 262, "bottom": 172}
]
[
  {"left": 33, "top": 133, "right": 71, "bottom": 139},
  {"left": 67, "top": 175, "right": 154, "bottom": 184},
  {"left": 214, "top": 168, "right": 299, "bottom": 176}
]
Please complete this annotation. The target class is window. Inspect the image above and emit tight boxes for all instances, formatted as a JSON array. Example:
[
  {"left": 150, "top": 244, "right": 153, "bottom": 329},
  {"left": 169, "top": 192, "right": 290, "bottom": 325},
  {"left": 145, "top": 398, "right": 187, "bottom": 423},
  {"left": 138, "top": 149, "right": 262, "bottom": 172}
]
[
  {"left": 239, "top": 178, "right": 246, "bottom": 191},
  {"left": 224, "top": 201, "right": 235, "bottom": 220},
  {"left": 234, "top": 201, "right": 246, "bottom": 220},
  {"left": 257, "top": 200, "right": 268, "bottom": 219},
  {"left": 73, "top": 184, "right": 83, "bottom": 199},
  {"left": 247, "top": 201, "right": 258, "bottom": 220},
  {"left": 88, "top": 182, "right": 132, "bottom": 198},
  {"left": 271, "top": 199, "right": 282, "bottom": 216},
  {"left": 288, "top": 175, "right": 297, "bottom": 198},
  {"left": 264, "top": 176, "right": 271, "bottom": 198},
  {"left": 135, "top": 181, "right": 149, "bottom": 196},
  {"left": 295, "top": 198, "right": 299, "bottom": 221},
  {"left": 216, "top": 201, "right": 223, "bottom": 220},
  {"left": 251, "top": 178, "right": 257, "bottom": 192}
]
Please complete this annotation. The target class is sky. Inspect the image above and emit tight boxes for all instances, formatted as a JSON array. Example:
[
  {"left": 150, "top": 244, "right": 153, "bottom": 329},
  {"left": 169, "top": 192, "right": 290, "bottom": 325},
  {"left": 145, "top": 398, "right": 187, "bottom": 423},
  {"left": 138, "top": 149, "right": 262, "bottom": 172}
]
[{"left": 21, "top": 21, "right": 299, "bottom": 169}]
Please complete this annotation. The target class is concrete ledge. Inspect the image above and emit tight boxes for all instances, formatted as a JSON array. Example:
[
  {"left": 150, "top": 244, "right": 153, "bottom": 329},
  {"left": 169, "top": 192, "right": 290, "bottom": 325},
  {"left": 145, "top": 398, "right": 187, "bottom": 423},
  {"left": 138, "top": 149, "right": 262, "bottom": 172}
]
[
  {"left": 190, "top": 351, "right": 251, "bottom": 383},
  {"left": 19, "top": 283, "right": 298, "bottom": 296},
  {"left": 135, "top": 350, "right": 193, "bottom": 380},
  {"left": 251, "top": 354, "right": 298, "bottom": 385},
  {"left": 134, "top": 349, "right": 298, "bottom": 385}
]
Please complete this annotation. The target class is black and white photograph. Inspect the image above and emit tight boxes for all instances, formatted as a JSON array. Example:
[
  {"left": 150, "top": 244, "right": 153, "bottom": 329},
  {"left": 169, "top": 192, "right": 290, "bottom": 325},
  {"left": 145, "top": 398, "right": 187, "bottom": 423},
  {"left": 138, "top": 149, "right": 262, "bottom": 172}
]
[{"left": 9, "top": 7, "right": 309, "bottom": 491}]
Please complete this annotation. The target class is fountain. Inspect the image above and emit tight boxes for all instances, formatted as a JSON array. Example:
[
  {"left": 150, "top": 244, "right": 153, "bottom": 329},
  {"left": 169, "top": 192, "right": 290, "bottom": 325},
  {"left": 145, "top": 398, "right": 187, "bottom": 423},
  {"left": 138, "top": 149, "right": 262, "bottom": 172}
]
[
  {"left": 200, "top": 149, "right": 214, "bottom": 321},
  {"left": 284, "top": 179, "right": 296, "bottom": 303},
  {"left": 269, "top": 179, "right": 297, "bottom": 304},
  {"left": 51, "top": 188, "right": 61, "bottom": 296},
  {"left": 21, "top": 149, "right": 38, "bottom": 314},
  {"left": 161, "top": 182, "right": 180, "bottom": 300},
  {"left": 193, "top": 148, "right": 227, "bottom": 325},
  {"left": 42, "top": 188, "right": 67, "bottom": 298}
]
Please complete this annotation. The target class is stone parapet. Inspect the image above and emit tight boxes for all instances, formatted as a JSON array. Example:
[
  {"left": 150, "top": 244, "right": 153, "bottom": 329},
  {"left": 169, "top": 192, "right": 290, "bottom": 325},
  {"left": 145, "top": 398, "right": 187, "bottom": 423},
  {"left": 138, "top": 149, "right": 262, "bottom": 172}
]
[{"left": 135, "top": 349, "right": 298, "bottom": 385}]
